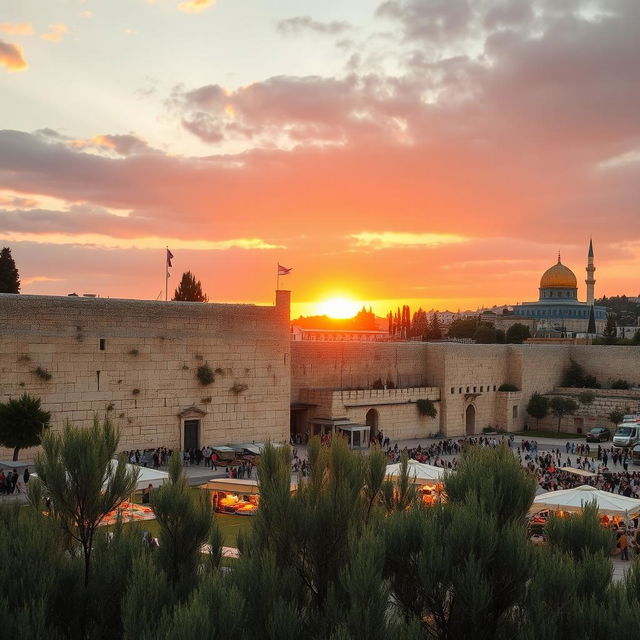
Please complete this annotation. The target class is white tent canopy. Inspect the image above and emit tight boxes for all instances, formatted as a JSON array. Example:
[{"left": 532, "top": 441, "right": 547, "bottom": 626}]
[
  {"left": 385, "top": 460, "right": 446, "bottom": 485},
  {"left": 531, "top": 484, "right": 640, "bottom": 518},
  {"left": 131, "top": 464, "right": 169, "bottom": 491}
]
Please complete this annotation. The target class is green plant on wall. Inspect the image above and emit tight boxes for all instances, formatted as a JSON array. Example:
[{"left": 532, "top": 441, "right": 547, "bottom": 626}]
[
  {"left": 416, "top": 398, "right": 437, "bottom": 418},
  {"left": 498, "top": 383, "right": 519, "bottom": 392},
  {"left": 196, "top": 364, "right": 215, "bottom": 386},
  {"left": 132, "top": 388, "right": 140, "bottom": 396},
  {"left": 230, "top": 382, "right": 248, "bottom": 395},
  {"left": 128, "top": 349, "right": 139, "bottom": 356},
  {"left": 33, "top": 366, "right": 52, "bottom": 381}
]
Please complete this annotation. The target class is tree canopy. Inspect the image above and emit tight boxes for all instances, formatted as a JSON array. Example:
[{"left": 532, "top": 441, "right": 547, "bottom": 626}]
[
  {"left": 506, "top": 322, "right": 531, "bottom": 344},
  {"left": 0, "top": 247, "right": 20, "bottom": 294},
  {"left": 0, "top": 393, "right": 50, "bottom": 460},
  {"left": 549, "top": 396, "right": 579, "bottom": 432},
  {"left": 526, "top": 392, "right": 549, "bottom": 428},
  {"left": 172, "top": 271, "right": 208, "bottom": 302}
]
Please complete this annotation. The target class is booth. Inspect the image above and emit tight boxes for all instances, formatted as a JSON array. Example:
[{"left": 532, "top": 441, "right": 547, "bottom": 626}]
[
  {"left": 385, "top": 460, "right": 447, "bottom": 505},
  {"left": 336, "top": 424, "right": 370, "bottom": 449},
  {"left": 203, "top": 478, "right": 297, "bottom": 516},
  {"left": 530, "top": 485, "right": 640, "bottom": 536}
]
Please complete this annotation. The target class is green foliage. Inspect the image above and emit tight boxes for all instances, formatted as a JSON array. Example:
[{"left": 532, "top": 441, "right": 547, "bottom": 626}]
[
  {"left": 609, "top": 409, "right": 625, "bottom": 426},
  {"left": 230, "top": 382, "right": 249, "bottom": 394},
  {"left": 0, "top": 246, "right": 20, "bottom": 293},
  {"left": 505, "top": 322, "right": 531, "bottom": 344},
  {"left": 526, "top": 392, "right": 549, "bottom": 428},
  {"left": 128, "top": 348, "right": 139, "bottom": 356},
  {"left": 473, "top": 322, "right": 497, "bottom": 344},
  {"left": 32, "top": 417, "right": 139, "bottom": 586},
  {"left": 423, "top": 312, "right": 442, "bottom": 340},
  {"left": 498, "top": 383, "right": 519, "bottom": 392},
  {"left": 33, "top": 366, "right": 52, "bottom": 381},
  {"left": 172, "top": 270, "right": 208, "bottom": 302},
  {"left": 610, "top": 378, "right": 630, "bottom": 390},
  {"left": 448, "top": 317, "right": 478, "bottom": 339},
  {"left": 549, "top": 396, "right": 579, "bottom": 432},
  {"left": 416, "top": 398, "right": 437, "bottom": 418},
  {"left": 131, "top": 388, "right": 140, "bottom": 395},
  {"left": 151, "top": 452, "right": 214, "bottom": 595},
  {"left": 18, "top": 353, "right": 31, "bottom": 362},
  {"left": 0, "top": 392, "right": 51, "bottom": 460},
  {"left": 633, "top": 328, "right": 640, "bottom": 344},
  {"left": 371, "top": 377, "right": 384, "bottom": 390},
  {"left": 562, "top": 358, "right": 600, "bottom": 388},
  {"left": 196, "top": 363, "right": 214, "bottom": 386},
  {"left": 577, "top": 390, "right": 596, "bottom": 405},
  {"left": 602, "top": 313, "right": 618, "bottom": 344}
]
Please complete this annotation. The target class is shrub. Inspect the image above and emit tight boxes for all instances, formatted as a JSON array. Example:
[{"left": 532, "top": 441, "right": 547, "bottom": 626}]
[
  {"left": 196, "top": 364, "right": 215, "bottom": 386},
  {"left": 577, "top": 391, "right": 596, "bottom": 405},
  {"left": 372, "top": 378, "right": 384, "bottom": 390},
  {"left": 230, "top": 382, "right": 248, "bottom": 395},
  {"left": 201, "top": 396, "right": 212, "bottom": 404},
  {"left": 215, "top": 368, "right": 225, "bottom": 376},
  {"left": 498, "top": 383, "right": 519, "bottom": 392},
  {"left": 610, "top": 379, "right": 630, "bottom": 390},
  {"left": 416, "top": 398, "right": 437, "bottom": 418},
  {"left": 18, "top": 354, "right": 31, "bottom": 362},
  {"left": 128, "top": 349, "right": 139, "bottom": 356},
  {"left": 132, "top": 388, "right": 140, "bottom": 396},
  {"left": 33, "top": 366, "right": 52, "bottom": 381},
  {"left": 562, "top": 358, "right": 600, "bottom": 388}
]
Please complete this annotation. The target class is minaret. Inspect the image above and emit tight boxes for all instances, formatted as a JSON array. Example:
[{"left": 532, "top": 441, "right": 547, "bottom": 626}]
[{"left": 585, "top": 238, "right": 596, "bottom": 304}]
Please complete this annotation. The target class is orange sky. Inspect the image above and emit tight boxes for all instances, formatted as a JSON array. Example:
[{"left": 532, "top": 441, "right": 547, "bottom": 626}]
[{"left": 1, "top": 1, "right": 639, "bottom": 315}]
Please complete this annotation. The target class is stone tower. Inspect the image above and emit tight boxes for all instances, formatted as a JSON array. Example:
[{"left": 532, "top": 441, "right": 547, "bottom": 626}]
[{"left": 585, "top": 238, "right": 596, "bottom": 304}]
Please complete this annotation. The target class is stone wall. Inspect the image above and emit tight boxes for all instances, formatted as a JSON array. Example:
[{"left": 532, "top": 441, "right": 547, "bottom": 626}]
[
  {"left": 298, "top": 387, "right": 441, "bottom": 440},
  {"left": 0, "top": 292, "right": 291, "bottom": 457}
]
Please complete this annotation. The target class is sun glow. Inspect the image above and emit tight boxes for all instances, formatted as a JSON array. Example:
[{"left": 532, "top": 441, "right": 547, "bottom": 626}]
[{"left": 316, "top": 297, "right": 361, "bottom": 319}]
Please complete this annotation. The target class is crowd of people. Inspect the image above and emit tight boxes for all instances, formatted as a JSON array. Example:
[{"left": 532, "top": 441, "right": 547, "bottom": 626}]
[{"left": 0, "top": 467, "right": 29, "bottom": 495}]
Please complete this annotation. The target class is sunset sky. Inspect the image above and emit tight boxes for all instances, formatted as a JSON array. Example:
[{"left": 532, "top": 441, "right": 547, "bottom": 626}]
[{"left": 1, "top": 0, "right": 639, "bottom": 317}]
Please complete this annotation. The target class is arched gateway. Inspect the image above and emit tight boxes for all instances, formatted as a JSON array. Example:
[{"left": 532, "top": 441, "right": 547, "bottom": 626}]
[{"left": 465, "top": 404, "right": 476, "bottom": 436}]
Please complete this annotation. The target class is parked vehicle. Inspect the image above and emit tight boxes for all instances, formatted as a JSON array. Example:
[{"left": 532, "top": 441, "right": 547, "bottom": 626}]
[
  {"left": 613, "top": 418, "right": 640, "bottom": 447},
  {"left": 631, "top": 444, "right": 640, "bottom": 465},
  {"left": 586, "top": 427, "right": 611, "bottom": 442}
]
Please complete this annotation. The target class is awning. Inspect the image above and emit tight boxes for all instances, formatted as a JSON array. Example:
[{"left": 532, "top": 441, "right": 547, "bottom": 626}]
[
  {"left": 531, "top": 484, "right": 640, "bottom": 518},
  {"left": 336, "top": 423, "right": 370, "bottom": 432},
  {"left": 202, "top": 478, "right": 297, "bottom": 494},
  {"left": 562, "top": 466, "right": 597, "bottom": 478},
  {"left": 310, "top": 417, "right": 352, "bottom": 426},
  {"left": 385, "top": 460, "right": 446, "bottom": 484}
]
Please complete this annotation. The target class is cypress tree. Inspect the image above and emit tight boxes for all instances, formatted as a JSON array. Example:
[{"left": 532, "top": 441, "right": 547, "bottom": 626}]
[{"left": 0, "top": 246, "right": 20, "bottom": 293}]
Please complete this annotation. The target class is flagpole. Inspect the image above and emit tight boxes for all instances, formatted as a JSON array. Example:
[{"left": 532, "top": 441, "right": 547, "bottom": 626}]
[
  {"left": 165, "top": 246, "right": 169, "bottom": 302},
  {"left": 276, "top": 263, "right": 280, "bottom": 292}
]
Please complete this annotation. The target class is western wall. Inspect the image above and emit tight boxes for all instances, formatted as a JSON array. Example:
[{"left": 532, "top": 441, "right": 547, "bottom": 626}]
[{"left": 0, "top": 291, "right": 291, "bottom": 456}]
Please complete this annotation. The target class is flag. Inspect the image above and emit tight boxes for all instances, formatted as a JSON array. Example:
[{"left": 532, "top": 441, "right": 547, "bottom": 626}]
[
  {"left": 166, "top": 248, "right": 174, "bottom": 268},
  {"left": 278, "top": 263, "right": 292, "bottom": 276}
]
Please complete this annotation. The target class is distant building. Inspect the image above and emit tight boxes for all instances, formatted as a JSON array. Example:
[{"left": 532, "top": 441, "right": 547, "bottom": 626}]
[
  {"left": 290, "top": 326, "right": 390, "bottom": 342},
  {"left": 512, "top": 240, "right": 607, "bottom": 335}
]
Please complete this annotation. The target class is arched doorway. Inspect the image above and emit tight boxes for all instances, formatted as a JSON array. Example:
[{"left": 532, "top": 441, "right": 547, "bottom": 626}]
[
  {"left": 366, "top": 409, "right": 379, "bottom": 440},
  {"left": 465, "top": 404, "right": 476, "bottom": 436}
]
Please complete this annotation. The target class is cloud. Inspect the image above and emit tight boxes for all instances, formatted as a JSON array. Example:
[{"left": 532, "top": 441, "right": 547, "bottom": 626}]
[
  {"left": 177, "top": 0, "right": 215, "bottom": 13},
  {"left": 67, "top": 134, "right": 155, "bottom": 156},
  {"left": 41, "top": 23, "right": 68, "bottom": 43},
  {"left": 276, "top": 16, "right": 352, "bottom": 36},
  {"left": 0, "top": 39, "right": 28, "bottom": 71},
  {"left": 1, "top": 22, "right": 34, "bottom": 36},
  {"left": 350, "top": 232, "right": 468, "bottom": 249}
]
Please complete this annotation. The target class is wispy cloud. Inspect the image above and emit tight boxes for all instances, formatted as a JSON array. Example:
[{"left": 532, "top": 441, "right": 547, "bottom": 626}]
[
  {"left": 0, "top": 39, "right": 28, "bottom": 71},
  {"left": 1, "top": 22, "right": 34, "bottom": 36},
  {"left": 0, "top": 231, "right": 283, "bottom": 252},
  {"left": 277, "top": 16, "right": 352, "bottom": 36},
  {"left": 177, "top": 0, "right": 215, "bottom": 13},
  {"left": 350, "top": 232, "right": 468, "bottom": 249},
  {"left": 41, "top": 23, "right": 68, "bottom": 43}
]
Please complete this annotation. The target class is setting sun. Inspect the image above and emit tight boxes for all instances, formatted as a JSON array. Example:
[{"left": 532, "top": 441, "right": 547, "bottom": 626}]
[{"left": 316, "top": 297, "right": 361, "bottom": 319}]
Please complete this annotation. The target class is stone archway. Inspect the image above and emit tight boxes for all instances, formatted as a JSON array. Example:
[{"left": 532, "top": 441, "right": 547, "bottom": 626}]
[
  {"left": 366, "top": 408, "right": 379, "bottom": 440},
  {"left": 465, "top": 404, "right": 476, "bottom": 436}
]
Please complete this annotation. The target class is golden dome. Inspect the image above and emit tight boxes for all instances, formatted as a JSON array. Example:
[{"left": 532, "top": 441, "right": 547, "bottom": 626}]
[{"left": 540, "top": 256, "right": 577, "bottom": 289}]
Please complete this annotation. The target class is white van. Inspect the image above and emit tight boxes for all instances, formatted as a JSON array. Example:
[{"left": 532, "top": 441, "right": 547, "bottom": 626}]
[{"left": 613, "top": 421, "right": 640, "bottom": 447}]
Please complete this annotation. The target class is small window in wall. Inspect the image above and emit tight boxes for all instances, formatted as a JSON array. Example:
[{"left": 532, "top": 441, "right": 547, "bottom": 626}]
[
  {"left": 99, "top": 338, "right": 106, "bottom": 351},
  {"left": 480, "top": 386, "right": 484, "bottom": 392},
  {"left": 512, "top": 405, "right": 518, "bottom": 419},
  {"left": 466, "top": 386, "right": 470, "bottom": 393},
  {"left": 451, "top": 387, "right": 455, "bottom": 394},
  {"left": 473, "top": 386, "right": 476, "bottom": 392},
  {"left": 493, "top": 385, "right": 497, "bottom": 391},
  {"left": 459, "top": 387, "right": 462, "bottom": 393}
]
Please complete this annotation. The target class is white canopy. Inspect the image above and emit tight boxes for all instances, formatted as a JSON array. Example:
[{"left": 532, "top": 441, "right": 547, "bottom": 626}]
[
  {"left": 32, "top": 461, "right": 169, "bottom": 492},
  {"left": 531, "top": 484, "right": 640, "bottom": 518},
  {"left": 385, "top": 460, "right": 446, "bottom": 485}
]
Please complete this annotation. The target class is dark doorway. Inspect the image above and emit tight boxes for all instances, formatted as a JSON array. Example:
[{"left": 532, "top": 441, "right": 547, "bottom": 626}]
[
  {"left": 465, "top": 405, "right": 475, "bottom": 436},
  {"left": 366, "top": 409, "right": 379, "bottom": 439},
  {"left": 184, "top": 419, "right": 200, "bottom": 451}
]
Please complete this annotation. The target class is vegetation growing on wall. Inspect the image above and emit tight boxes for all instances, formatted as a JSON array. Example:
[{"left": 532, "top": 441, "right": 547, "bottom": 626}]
[
  {"left": 196, "top": 364, "right": 215, "bottom": 386},
  {"left": 562, "top": 358, "right": 600, "bottom": 388},
  {"left": 498, "top": 383, "right": 519, "bottom": 392},
  {"left": 416, "top": 398, "right": 437, "bottom": 418},
  {"left": 33, "top": 366, "right": 52, "bottom": 381}
]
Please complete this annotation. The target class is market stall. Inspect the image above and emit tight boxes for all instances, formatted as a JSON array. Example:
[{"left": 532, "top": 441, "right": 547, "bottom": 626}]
[
  {"left": 385, "top": 460, "right": 448, "bottom": 505},
  {"left": 530, "top": 484, "right": 640, "bottom": 534},
  {"left": 202, "top": 478, "right": 297, "bottom": 516}
]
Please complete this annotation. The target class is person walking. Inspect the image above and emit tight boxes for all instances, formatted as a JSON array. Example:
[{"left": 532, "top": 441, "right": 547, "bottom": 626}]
[{"left": 620, "top": 530, "right": 630, "bottom": 561}]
